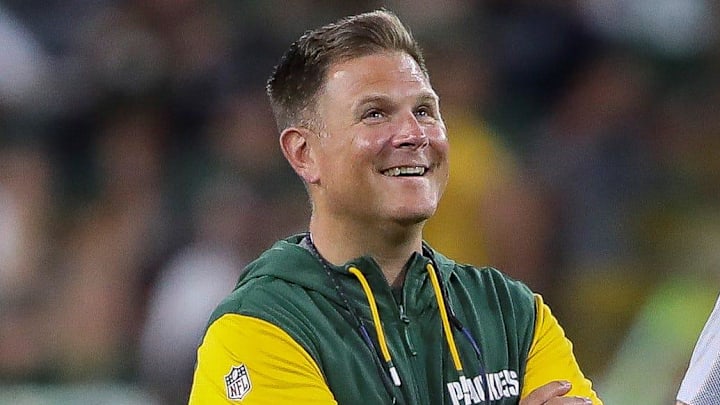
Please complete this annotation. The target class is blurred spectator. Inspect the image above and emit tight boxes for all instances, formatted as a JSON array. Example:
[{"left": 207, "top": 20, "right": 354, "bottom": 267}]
[
  {"left": 525, "top": 49, "right": 658, "bottom": 374},
  {"left": 48, "top": 101, "right": 172, "bottom": 380},
  {"left": 0, "top": 145, "right": 53, "bottom": 302},
  {"left": 528, "top": 50, "right": 656, "bottom": 271},
  {"left": 578, "top": 0, "right": 718, "bottom": 58},
  {"left": 0, "top": 144, "right": 54, "bottom": 378},
  {"left": 0, "top": 5, "right": 53, "bottom": 115},
  {"left": 481, "top": 0, "right": 600, "bottom": 149}
]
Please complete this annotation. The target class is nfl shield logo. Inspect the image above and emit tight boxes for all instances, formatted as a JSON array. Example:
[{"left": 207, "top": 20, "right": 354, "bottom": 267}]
[{"left": 225, "top": 364, "right": 252, "bottom": 400}]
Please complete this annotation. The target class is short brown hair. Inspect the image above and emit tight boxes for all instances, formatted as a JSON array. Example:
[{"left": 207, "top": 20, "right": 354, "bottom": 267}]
[{"left": 266, "top": 9, "right": 427, "bottom": 131}]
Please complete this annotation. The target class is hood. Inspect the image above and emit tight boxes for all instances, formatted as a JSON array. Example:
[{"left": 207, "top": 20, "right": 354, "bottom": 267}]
[
  {"left": 235, "top": 233, "right": 456, "bottom": 308},
  {"left": 235, "top": 233, "right": 338, "bottom": 300}
]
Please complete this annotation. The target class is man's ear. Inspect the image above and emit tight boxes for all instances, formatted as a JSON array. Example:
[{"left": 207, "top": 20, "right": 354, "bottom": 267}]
[{"left": 279, "top": 127, "right": 320, "bottom": 184}]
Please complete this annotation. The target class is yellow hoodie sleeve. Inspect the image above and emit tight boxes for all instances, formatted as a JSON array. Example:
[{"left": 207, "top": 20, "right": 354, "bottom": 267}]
[
  {"left": 521, "top": 294, "right": 603, "bottom": 404},
  {"left": 188, "top": 314, "right": 337, "bottom": 404}
]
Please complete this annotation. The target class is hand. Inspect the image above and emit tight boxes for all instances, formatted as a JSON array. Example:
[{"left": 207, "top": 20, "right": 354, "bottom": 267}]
[{"left": 519, "top": 381, "right": 592, "bottom": 405}]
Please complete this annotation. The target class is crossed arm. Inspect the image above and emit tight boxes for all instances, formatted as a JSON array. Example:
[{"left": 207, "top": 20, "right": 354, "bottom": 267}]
[{"left": 519, "top": 295, "right": 601, "bottom": 404}]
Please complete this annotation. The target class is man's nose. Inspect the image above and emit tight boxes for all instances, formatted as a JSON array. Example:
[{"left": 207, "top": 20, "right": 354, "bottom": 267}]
[{"left": 392, "top": 113, "right": 428, "bottom": 149}]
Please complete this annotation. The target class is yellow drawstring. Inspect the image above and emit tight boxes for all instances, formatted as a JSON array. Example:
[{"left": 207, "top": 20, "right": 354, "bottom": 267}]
[
  {"left": 349, "top": 262, "right": 465, "bottom": 384},
  {"left": 426, "top": 262, "right": 464, "bottom": 374},
  {"left": 348, "top": 266, "right": 402, "bottom": 386}
]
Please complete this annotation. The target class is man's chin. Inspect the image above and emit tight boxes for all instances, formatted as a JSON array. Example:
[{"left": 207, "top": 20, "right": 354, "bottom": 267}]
[{"left": 389, "top": 208, "right": 435, "bottom": 227}]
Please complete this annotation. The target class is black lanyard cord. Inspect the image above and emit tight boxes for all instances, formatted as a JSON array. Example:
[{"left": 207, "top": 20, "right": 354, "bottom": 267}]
[
  {"left": 303, "top": 233, "right": 404, "bottom": 405},
  {"left": 423, "top": 245, "right": 490, "bottom": 403}
]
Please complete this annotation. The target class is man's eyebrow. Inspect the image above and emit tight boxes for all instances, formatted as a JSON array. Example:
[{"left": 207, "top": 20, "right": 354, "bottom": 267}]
[
  {"left": 353, "top": 92, "right": 439, "bottom": 109},
  {"left": 353, "top": 94, "right": 390, "bottom": 109},
  {"left": 416, "top": 92, "right": 440, "bottom": 104}
]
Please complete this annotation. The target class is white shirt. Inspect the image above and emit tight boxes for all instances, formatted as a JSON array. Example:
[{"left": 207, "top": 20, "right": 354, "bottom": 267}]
[{"left": 678, "top": 294, "right": 720, "bottom": 404}]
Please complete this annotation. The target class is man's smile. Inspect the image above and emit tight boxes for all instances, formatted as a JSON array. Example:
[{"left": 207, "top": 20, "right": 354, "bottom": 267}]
[{"left": 381, "top": 165, "right": 427, "bottom": 177}]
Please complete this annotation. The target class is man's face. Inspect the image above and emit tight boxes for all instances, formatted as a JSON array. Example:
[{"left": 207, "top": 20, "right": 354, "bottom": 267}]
[{"left": 308, "top": 51, "right": 449, "bottom": 227}]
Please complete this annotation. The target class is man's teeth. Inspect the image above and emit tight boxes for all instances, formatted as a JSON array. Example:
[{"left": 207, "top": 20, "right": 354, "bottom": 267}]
[{"left": 382, "top": 166, "right": 426, "bottom": 176}]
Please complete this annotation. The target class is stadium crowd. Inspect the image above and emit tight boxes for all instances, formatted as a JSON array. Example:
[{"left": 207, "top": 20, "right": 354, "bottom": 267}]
[{"left": 1, "top": 1, "right": 718, "bottom": 403}]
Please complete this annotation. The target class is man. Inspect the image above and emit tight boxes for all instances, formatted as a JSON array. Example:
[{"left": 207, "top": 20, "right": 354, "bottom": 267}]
[
  {"left": 676, "top": 294, "right": 720, "bottom": 405},
  {"left": 189, "top": 10, "right": 602, "bottom": 404}
]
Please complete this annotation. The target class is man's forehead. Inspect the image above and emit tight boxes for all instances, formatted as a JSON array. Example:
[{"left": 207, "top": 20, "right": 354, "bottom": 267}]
[
  {"left": 329, "top": 51, "right": 425, "bottom": 74},
  {"left": 323, "top": 52, "right": 434, "bottom": 99}
]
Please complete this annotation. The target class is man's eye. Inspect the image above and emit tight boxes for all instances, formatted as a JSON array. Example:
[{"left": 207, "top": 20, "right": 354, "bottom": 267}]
[
  {"left": 363, "top": 109, "right": 384, "bottom": 120},
  {"left": 415, "top": 106, "right": 434, "bottom": 118}
]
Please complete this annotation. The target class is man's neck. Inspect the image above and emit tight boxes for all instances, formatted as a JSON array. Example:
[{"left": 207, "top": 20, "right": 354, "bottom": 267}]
[{"left": 308, "top": 215, "right": 424, "bottom": 288}]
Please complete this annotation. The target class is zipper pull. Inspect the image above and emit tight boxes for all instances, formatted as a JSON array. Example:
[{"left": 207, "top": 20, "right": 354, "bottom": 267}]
[
  {"left": 399, "top": 304, "right": 410, "bottom": 324},
  {"left": 398, "top": 305, "right": 417, "bottom": 356}
]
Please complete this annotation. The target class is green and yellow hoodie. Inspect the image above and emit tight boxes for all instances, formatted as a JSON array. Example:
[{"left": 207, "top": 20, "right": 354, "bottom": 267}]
[{"left": 189, "top": 234, "right": 602, "bottom": 404}]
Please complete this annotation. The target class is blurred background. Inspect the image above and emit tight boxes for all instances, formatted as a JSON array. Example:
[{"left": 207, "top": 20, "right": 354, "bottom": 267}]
[{"left": 1, "top": 1, "right": 719, "bottom": 404}]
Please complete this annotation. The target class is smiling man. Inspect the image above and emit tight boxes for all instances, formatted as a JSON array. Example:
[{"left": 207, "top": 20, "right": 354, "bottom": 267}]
[{"left": 188, "top": 10, "right": 602, "bottom": 405}]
